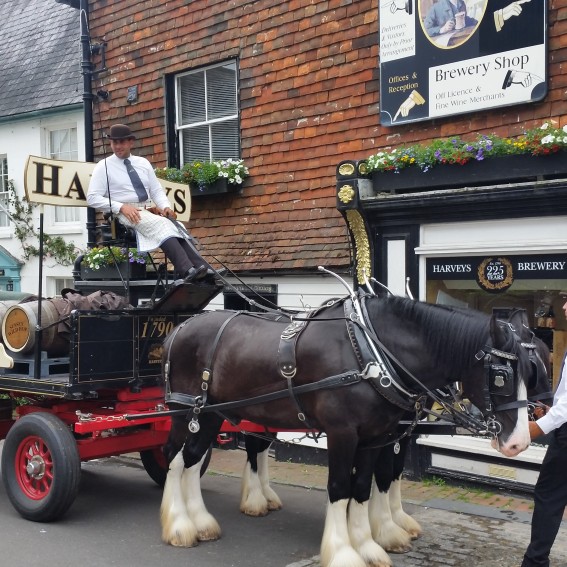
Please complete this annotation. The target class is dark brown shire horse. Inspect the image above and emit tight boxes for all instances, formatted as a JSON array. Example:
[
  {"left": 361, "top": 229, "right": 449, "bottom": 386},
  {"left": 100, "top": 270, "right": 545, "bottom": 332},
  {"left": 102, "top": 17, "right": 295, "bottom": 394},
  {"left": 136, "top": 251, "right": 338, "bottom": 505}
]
[
  {"left": 159, "top": 294, "right": 532, "bottom": 567},
  {"left": 234, "top": 309, "right": 553, "bottom": 558},
  {"left": 365, "top": 308, "right": 553, "bottom": 555}
]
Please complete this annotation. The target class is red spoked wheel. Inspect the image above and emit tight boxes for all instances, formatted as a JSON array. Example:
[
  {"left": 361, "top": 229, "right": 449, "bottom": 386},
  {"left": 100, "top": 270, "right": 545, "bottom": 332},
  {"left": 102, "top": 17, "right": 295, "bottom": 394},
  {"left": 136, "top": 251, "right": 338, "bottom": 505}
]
[{"left": 1, "top": 412, "right": 80, "bottom": 522}]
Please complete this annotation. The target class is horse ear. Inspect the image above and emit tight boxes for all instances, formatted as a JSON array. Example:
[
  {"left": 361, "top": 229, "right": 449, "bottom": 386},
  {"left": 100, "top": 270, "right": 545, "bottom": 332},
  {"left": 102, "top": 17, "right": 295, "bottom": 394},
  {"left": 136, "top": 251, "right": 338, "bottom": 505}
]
[{"left": 490, "top": 315, "right": 508, "bottom": 348}]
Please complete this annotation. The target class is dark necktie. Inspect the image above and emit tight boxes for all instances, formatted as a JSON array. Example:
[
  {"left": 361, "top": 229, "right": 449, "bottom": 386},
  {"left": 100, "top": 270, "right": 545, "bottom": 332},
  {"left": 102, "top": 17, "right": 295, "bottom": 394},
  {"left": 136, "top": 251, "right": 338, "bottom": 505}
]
[{"left": 124, "top": 158, "right": 149, "bottom": 202}]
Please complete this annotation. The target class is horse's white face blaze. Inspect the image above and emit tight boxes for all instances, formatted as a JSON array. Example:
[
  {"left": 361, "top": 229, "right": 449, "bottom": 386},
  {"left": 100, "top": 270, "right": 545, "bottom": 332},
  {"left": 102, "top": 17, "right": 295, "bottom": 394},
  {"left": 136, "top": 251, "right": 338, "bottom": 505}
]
[{"left": 491, "top": 380, "right": 530, "bottom": 457}]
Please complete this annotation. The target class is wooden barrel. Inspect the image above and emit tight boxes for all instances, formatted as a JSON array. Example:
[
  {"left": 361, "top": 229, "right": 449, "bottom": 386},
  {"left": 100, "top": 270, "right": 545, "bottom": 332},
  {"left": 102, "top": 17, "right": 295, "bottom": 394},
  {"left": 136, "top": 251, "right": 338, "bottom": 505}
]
[
  {"left": 0, "top": 300, "right": 22, "bottom": 325},
  {"left": 1, "top": 300, "right": 68, "bottom": 357}
]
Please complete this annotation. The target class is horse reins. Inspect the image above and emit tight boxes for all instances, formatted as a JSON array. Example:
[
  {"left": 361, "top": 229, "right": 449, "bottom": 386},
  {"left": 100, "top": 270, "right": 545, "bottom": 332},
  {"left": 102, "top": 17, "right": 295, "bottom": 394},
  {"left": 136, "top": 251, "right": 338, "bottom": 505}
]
[{"left": 350, "top": 293, "right": 528, "bottom": 438}]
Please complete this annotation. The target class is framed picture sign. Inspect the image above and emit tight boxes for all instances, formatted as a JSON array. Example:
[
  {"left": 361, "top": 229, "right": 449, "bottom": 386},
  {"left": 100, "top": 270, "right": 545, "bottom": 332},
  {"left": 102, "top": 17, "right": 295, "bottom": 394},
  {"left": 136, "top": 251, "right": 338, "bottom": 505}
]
[{"left": 379, "top": 0, "right": 547, "bottom": 126}]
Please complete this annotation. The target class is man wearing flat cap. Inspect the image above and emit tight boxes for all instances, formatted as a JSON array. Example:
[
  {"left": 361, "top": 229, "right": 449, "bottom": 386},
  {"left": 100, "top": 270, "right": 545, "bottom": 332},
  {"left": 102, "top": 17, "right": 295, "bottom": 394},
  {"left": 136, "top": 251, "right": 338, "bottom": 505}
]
[
  {"left": 87, "top": 123, "right": 211, "bottom": 282},
  {"left": 521, "top": 289, "right": 567, "bottom": 566}
]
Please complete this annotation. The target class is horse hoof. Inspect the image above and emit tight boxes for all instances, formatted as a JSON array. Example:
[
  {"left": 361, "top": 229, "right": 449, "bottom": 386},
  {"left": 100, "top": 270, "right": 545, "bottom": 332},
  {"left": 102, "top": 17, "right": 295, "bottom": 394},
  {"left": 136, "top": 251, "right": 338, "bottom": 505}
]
[
  {"left": 195, "top": 513, "right": 222, "bottom": 541},
  {"left": 162, "top": 526, "right": 199, "bottom": 548},
  {"left": 240, "top": 504, "right": 269, "bottom": 517},
  {"left": 387, "top": 543, "right": 412, "bottom": 554}
]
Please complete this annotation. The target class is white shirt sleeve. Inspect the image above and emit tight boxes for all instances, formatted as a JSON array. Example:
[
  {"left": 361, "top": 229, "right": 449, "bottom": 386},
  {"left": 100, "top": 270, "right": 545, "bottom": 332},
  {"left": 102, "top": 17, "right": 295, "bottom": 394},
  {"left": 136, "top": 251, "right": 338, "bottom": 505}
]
[{"left": 536, "top": 355, "right": 567, "bottom": 435}]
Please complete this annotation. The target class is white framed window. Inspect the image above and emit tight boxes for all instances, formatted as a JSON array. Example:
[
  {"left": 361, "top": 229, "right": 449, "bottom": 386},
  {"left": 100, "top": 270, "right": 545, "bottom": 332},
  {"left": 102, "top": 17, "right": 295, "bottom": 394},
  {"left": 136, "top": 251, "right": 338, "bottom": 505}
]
[
  {"left": 47, "top": 127, "right": 80, "bottom": 224},
  {"left": 175, "top": 60, "right": 240, "bottom": 163},
  {"left": 0, "top": 155, "right": 10, "bottom": 228},
  {"left": 51, "top": 277, "right": 75, "bottom": 297}
]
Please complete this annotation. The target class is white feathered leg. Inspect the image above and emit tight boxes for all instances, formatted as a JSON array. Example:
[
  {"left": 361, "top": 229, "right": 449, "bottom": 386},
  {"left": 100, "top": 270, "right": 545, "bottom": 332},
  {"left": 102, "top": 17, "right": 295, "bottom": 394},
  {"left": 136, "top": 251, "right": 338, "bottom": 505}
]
[
  {"left": 369, "top": 483, "right": 412, "bottom": 553},
  {"left": 389, "top": 479, "right": 422, "bottom": 539},
  {"left": 240, "top": 458, "right": 270, "bottom": 516},
  {"left": 348, "top": 499, "right": 392, "bottom": 567},
  {"left": 257, "top": 447, "right": 282, "bottom": 511},
  {"left": 320, "top": 499, "right": 366, "bottom": 567},
  {"left": 160, "top": 451, "right": 199, "bottom": 547},
  {"left": 181, "top": 453, "right": 221, "bottom": 541}
]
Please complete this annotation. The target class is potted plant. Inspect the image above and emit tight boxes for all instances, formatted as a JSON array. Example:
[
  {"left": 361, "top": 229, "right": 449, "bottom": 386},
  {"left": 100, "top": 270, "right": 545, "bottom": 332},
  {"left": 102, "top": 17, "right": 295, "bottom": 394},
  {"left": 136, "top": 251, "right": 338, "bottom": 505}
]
[
  {"left": 365, "top": 122, "right": 567, "bottom": 194},
  {"left": 155, "top": 158, "right": 249, "bottom": 196},
  {"left": 80, "top": 246, "right": 149, "bottom": 280}
]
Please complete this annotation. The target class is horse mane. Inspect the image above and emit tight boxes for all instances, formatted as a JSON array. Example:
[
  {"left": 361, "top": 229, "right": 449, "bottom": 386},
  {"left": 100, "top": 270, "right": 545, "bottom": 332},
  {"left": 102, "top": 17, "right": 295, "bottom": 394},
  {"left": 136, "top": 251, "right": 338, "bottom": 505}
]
[{"left": 372, "top": 295, "right": 509, "bottom": 376}]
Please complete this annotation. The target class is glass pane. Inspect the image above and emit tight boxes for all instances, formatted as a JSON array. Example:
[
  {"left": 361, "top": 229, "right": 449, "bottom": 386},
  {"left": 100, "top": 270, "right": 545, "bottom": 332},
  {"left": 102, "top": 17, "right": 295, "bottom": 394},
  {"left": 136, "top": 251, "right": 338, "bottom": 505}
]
[
  {"left": 178, "top": 73, "right": 206, "bottom": 126},
  {"left": 53, "top": 278, "right": 74, "bottom": 296},
  {"left": 182, "top": 125, "right": 210, "bottom": 162},
  {"left": 54, "top": 206, "right": 80, "bottom": 223},
  {"left": 0, "top": 191, "right": 10, "bottom": 228},
  {"left": 207, "top": 65, "right": 237, "bottom": 120},
  {"left": 50, "top": 128, "right": 78, "bottom": 160},
  {"left": 211, "top": 120, "right": 240, "bottom": 159},
  {"left": 0, "top": 157, "right": 9, "bottom": 227}
]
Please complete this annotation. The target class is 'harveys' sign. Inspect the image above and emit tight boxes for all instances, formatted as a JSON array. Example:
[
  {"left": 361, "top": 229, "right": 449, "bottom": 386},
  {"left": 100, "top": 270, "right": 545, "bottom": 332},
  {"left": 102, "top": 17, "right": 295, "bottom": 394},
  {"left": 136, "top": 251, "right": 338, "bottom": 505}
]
[{"left": 23, "top": 155, "right": 191, "bottom": 222}]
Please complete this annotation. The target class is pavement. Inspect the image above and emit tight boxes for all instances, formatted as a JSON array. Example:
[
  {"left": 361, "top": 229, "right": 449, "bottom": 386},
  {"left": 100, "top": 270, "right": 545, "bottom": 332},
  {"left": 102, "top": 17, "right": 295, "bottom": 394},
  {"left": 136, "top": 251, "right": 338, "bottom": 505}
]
[{"left": 204, "top": 447, "right": 567, "bottom": 567}]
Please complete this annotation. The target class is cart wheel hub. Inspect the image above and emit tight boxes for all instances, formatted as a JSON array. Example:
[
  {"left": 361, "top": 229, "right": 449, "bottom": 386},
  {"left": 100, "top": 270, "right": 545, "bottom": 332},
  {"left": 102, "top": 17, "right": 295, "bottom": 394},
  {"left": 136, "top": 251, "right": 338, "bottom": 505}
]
[{"left": 26, "top": 456, "right": 45, "bottom": 479}]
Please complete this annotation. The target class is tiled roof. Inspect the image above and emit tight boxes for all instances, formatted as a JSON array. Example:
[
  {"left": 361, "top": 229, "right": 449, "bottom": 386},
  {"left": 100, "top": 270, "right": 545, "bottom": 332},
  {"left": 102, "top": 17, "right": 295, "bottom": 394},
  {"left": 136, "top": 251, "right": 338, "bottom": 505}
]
[{"left": 0, "top": 0, "right": 82, "bottom": 119}]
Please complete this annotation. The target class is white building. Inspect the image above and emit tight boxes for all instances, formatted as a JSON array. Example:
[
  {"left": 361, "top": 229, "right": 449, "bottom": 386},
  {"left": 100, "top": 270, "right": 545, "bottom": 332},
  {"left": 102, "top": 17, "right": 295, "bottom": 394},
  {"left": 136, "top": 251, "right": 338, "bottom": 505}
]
[{"left": 0, "top": 0, "right": 85, "bottom": 297}]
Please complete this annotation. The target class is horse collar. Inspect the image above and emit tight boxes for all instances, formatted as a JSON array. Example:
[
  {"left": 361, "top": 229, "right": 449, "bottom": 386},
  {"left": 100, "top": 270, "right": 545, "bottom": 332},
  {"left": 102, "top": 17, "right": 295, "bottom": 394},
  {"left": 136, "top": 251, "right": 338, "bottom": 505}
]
[{"left": 344, "top": 297, "right": 419, "bottom": 414}]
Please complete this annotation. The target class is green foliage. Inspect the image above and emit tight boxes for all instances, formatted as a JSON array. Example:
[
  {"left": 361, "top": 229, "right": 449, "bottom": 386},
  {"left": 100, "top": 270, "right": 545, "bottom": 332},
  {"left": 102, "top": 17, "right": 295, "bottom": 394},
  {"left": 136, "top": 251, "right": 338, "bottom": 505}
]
[
  {"left": 83, "top": 246, "right": 148, "bottom": 270},
  {"left": 8, "top": 181, "right": 79, "bottom": 266},
  {"left": 366, "top": 122, "right": 567, "bottom": 174},
  {"left": 155, "top": 158, "right": 249, "bottom": 186},
  {"left": 423, "top": 475, "right": 447, "bottom": 487}
]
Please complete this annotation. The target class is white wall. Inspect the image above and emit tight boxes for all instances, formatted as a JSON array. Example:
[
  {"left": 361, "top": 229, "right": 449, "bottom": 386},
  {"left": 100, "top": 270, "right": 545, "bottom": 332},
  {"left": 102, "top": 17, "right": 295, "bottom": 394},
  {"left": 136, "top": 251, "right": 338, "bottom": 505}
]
[
  {"left": 0, "top": 109, "right": 87, "bottom": 296},
  {"left": 207, "top": 272, "right": 355, "bottom": 312}
]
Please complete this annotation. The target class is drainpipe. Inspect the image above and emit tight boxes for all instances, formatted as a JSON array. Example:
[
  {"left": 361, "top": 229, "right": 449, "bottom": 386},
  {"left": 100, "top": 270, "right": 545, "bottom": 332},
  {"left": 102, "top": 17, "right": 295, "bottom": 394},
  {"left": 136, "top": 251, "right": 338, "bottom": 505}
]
[{"left": 79, "top": 0, "right": 97, "bottom": 248}]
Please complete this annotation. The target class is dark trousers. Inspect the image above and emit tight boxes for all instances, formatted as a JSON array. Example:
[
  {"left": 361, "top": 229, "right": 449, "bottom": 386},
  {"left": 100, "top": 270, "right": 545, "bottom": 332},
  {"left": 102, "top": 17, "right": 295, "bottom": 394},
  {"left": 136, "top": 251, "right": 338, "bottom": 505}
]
[
  {"left": 160, "top": 237, "right": 209, "bottom": 277},
  {"left": 522, "top": 424, "right": 567, "bottom": 567}
]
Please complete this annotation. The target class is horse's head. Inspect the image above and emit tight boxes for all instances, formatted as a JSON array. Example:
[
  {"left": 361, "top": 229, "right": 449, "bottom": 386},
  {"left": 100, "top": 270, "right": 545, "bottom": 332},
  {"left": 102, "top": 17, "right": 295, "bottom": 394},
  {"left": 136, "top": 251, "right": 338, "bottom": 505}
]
[
  {"left": 361, "top": 296, "right": 533, "bottom": 457},
  {"left": 501, "top": 308, "right": 553, "bottom": 418},
  {"left": 466, "top": 315, "right": 531, "bottom": 458}
]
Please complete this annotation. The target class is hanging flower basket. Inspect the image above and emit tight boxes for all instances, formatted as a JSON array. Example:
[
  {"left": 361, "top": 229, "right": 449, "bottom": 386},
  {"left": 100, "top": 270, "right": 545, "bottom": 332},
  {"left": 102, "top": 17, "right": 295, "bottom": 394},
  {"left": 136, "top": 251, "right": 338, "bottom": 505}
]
[
  {"left": 80, "top": 246, "right": 148, "bottom": 281},
  {"left": 366, "top": 122, "right": 567, "bottom": 195},
  {"left": 372, "top": 152, "right": 567, "bottom": 195},
  {"left": 155, "top": 158, "right": 249, "bottom": 197},
  {"left": 80, "top": 262, "right": 147, "bottom": 281}
]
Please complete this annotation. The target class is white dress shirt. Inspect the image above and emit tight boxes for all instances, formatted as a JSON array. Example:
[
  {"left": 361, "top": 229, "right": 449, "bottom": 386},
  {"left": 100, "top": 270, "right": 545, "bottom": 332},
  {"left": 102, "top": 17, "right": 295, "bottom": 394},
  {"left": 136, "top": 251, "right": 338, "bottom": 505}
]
[
  {"left": 87, "top": 153, "right": 181, "bottom": 252},
  {"left": 88, "top": 153, "right": 171, "bottom": 215},
  {"left": 536, "top": 354, "right": 567, "bottom": 435}
]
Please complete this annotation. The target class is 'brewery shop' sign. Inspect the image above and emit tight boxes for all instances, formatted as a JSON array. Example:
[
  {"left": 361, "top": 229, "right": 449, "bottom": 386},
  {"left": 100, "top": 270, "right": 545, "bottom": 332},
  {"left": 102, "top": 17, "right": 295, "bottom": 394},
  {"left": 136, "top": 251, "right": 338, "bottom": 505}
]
[
  {"left": 23, "top": 155, "right": 192, "bottom": 222},
  {"left": 427, "top": 254, "right": 567, "bottom": 293},
  {"left": 379, "top": 0, "right": 547, "bottom": 125}
]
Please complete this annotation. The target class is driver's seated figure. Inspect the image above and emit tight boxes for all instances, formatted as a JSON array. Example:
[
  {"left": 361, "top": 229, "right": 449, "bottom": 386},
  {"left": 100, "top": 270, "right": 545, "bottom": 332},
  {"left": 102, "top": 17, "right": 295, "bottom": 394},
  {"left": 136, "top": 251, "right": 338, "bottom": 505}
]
[{"left": 87, "top": 123, "right": 213, "bottom": 283}]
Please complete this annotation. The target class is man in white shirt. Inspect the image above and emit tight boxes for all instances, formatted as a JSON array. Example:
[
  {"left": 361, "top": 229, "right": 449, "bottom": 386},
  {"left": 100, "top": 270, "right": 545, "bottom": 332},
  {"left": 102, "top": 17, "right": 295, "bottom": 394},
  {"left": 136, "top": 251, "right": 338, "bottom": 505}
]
[
  {"left": 521, "top": 292, "right": 567, "bottom": 567},
  {"left": 88, "top": 124, "right": 211, "bottom": 283}
]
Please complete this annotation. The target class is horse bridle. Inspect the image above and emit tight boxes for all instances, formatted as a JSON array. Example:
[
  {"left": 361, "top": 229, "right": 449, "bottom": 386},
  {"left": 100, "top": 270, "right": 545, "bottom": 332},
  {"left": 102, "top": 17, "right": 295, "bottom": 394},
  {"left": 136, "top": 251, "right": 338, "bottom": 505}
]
[
  {"left": 473, "top": 344, "right": 527, "bottom": 436},
  {"left": 352, "top": 294, "right": 528, "bottom": 439}
]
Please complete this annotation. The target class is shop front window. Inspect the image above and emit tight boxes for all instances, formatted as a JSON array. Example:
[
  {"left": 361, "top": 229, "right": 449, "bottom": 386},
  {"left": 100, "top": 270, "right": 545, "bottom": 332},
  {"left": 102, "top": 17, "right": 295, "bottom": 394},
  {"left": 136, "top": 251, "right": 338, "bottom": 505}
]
[{"left": 426, "top": 253, "right": 567, "bottom": 385}]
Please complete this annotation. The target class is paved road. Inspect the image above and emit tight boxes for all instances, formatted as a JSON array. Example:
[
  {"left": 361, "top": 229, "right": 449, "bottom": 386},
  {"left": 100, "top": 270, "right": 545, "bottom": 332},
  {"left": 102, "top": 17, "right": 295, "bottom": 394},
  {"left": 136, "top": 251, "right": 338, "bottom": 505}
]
[{"left": 1, "top": 454, "right": 567, "bottom": 567}]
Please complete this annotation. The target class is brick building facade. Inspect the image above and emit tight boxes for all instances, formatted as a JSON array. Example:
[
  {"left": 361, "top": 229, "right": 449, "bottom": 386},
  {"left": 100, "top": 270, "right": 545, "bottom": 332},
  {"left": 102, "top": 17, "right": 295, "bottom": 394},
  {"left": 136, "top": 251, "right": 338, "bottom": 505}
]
[{"left": 81, "top": 1, "right": 567, "bottom": 304}]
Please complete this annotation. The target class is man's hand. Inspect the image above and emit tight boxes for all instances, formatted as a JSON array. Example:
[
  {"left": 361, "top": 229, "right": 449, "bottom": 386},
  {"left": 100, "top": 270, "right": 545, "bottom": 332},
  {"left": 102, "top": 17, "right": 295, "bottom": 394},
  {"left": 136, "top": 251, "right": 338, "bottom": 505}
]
[
  {"left": 529, "top": 420, "right": 544, "bottom": 440},
  {"left": 393, "top": 90, "right": 425, "bottom": 121},
  {"left": 119, "top": 203, "right": 141, "bottom": 224},
  {"left": 503, "top": 0, "right": 531, "bottom": 21},
  {"left": 163, "top": 207, "right": 177, "bottom": 220},
  {"left": 440, "top": 19, "right": 455, "bottom": 34},
  {"left": 495, "top": 0, "right": 531, "bottom": 32}
]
